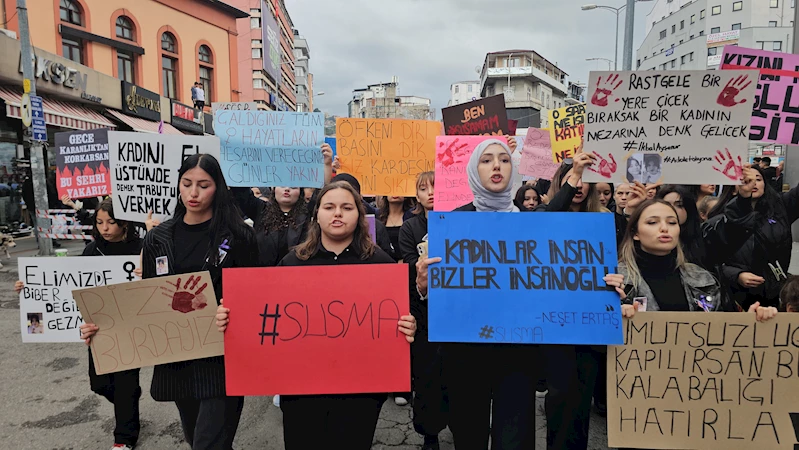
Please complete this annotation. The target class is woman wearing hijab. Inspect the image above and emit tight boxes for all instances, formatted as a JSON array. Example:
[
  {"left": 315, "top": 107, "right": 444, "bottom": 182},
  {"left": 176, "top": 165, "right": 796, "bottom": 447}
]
[{"left": 424, "top": 139, "right": 538, "bottom": 449}]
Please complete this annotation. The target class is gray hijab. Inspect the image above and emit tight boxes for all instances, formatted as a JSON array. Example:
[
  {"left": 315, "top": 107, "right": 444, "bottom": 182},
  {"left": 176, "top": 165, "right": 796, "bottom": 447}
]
[{"left": 467, "top": 139, "right": 519, "bottom": 212}]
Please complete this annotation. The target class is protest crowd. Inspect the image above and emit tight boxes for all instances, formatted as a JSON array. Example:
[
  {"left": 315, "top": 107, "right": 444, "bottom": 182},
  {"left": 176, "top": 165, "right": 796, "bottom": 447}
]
[{"left": 16, "top": 64, "right": 799, "bottom": 450}]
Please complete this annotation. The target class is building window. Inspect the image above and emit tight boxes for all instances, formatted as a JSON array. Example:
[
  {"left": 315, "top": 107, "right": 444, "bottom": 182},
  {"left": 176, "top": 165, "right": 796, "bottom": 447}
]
[
  {"left": 161, "top": 32, "right": 176, "bottom": 53},
  {"left": 681, "top": 55, "right": 687, "bottom": 64},
  {"left": 690, "top": 34, "right": 695, "bottom": 39},
  {"left": 162, "top": 56, "right": 177, "bottom": 99},
  {"left": 671, "top": 59, "right": 676, "bottom": 68},
  {"left": 691, "top": 14, "right": 696, "bottom": 24},
  {"left": 774, "top": 41, "right": 783, "bottom": 51},
  {"left": 690, "top": 52, "right": 694, "bottom": 61},
  {"left": 701, "top": 9, "right": 706, "bottom": 18},
  {"left": 769, "top": 21, "right": 778, "bottom": 27},
  {"left": 712, "top": 5, "right": 721, "bottom": 15},
  {"left": 249, "top": 8, "right": 259, "bottom": 15},
  {"left": 62, "top": 37, "right": 82, "bottom": 63},
  {"left": 711, "top": 27, "right": 720, "bottom": 33},
  {"left": 252, "top": 39, "right": 262, "bottom": 47},
  {"left": 708, "top": 47, "right": 718, "bottom": 56},
  {"left": 680, "top": 39, "right": 684, "bottom": 44},
  {"left": 117, "top": 50, "right": 134, "bottom": 83},
  {"left": 680, "top": 20, "right": 685, "bottom": 29},
  {"left": 733, "top": 1, "right": 743, "bottom": 10},
  {"left": 455, "top": 85, "right": 460, "bottom": 94},
  {"left": 199, "top": 45, "right": 212, "bottom": 64},
  {"left": 200, "top": 67, "right": 213, "bottom": 103},
  {"left": 732, "top": 23, "right": 741, "bottom": 30},
  {"left": 660, "top": 30, "right": 667, "bottom": 39},
  {"left": 468, "top": 84, "right": 473, "bottom": 92},
  {"left": 252, "top": 48, "right": 262, "bottom": 59},
  {"left": 253, "top": 78, "right": 263, "bottom": 88},
  {"left": 771, "top": 0, "right": 779, "bottom": 6},
  {"left": 59, "top": 0, "right": 82, "bottom": 26},
  {"left": 757, "top": 41, "right": 765, "bottom": 49},
  {"left": 672, "top": 24, "right": 676, "bottom": 33},
  {"left": 251, "top": 17, "right": 261, "bottom": 29},
  {"left": 115, "top": 16, "right": 134, "bottom": 41},
  {"left": 700, "top": 30, "right": 705, "bottom": 35}
]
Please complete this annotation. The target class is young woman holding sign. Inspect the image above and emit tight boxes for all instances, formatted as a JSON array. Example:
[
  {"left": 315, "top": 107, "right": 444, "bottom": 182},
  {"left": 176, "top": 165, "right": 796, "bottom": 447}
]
[
  {"left": 15, "top": 198, "right": 143, "bottom": 450},
  {"left": 418, "top": 139, "right": 541, "bottom": 450},
  {"left": 81, "top": 154, "right": 258, "bottom": 450},
  {"left": 216, "top": 181, "right": 417, "bottom": 450}
]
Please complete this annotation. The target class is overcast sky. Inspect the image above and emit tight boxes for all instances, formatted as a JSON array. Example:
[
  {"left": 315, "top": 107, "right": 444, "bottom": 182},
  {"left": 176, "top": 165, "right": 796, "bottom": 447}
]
[{"left": 287, "top": 0, "right": 653, "bottom": 118}]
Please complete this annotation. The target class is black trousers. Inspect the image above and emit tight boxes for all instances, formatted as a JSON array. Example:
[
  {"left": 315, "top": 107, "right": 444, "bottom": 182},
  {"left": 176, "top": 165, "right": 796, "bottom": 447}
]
[
  {"left": 88, "top": 351, "right": 141, "bottom": 446},
  {"left": 411, "top": 332, "right": 448, "bottom": 437},
  {"left": 444, "top": 343, "right": 539, "bottom": 450},
  {"left": 174, "top": 396, "right": 244, "bottom": 450},
  {"left": 281, "top": 394, "right": 385, "bottom": 450},
  {"left": 544, "top": 345, "right": 602, "bottom": 450}
]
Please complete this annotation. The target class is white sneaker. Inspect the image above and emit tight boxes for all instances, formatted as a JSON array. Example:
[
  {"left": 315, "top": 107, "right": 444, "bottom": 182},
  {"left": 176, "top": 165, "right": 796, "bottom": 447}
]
[
  {"left": 273, "top": 395, "right": 281, "bottom": 407},
  {"left": 394, "top": 395, "right": 409, "bottom": 406},
  {"left": 111, "top": 445, "right": 133, "bottom": 450}
]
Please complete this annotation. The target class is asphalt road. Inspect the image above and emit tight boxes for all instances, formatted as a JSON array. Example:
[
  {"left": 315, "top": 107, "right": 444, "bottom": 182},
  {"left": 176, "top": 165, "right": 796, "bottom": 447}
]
[{"left": 0, "top": 237, "right": 625, "bottom": 449}]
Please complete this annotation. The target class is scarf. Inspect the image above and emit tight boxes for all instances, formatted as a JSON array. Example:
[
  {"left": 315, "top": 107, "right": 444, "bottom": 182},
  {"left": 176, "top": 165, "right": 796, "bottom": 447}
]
[{"left": 467, "top": 139, "right": 519, "bottom": 212}]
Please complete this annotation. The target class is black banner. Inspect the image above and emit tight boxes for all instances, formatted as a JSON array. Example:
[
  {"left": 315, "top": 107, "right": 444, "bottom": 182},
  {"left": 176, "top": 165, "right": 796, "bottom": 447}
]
[{"left": 442, "top": 94, "right": 509, "bottom": 136}]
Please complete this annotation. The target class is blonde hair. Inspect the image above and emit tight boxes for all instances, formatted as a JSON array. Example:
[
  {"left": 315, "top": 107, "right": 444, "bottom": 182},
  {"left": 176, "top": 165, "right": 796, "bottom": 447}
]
[
  {"left": 411, "top": 171, "right": 435, "bottom": 215},
  {"left": 619, "top": 199, "right": 687, "bottom": 290}
]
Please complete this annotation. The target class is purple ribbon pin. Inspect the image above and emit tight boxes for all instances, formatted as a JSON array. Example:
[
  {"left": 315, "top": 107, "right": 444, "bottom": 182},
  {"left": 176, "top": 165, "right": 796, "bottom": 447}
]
[{"left": 219, "top": 239, "right": 230, "bottom": 251}]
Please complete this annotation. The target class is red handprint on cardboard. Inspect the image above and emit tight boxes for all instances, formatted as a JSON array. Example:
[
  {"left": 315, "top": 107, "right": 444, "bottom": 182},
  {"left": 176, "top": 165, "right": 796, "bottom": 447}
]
[
  {"left": 591, "top": 74, "right": 624, "bottom": 107},
  {"left": 712, "top": 148, "right": 744, "bottom": 181},
  {"left": 586, "top": 152, "right": 618, "bottom": 179},
  {"left": 161, "top": 275, "right": 209, "bottom": 313},
  {"left": 717, "top": 75, "right": 752, "bottom": 107}
]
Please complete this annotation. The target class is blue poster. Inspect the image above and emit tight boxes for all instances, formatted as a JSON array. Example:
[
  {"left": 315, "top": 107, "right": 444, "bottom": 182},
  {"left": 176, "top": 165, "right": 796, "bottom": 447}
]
[
  {"left": 215, "top": 110, "right": 325, "bottom": 188},
  {"left": 325, "top": 137, "right": 336, "bottom": 160},
  {"left": 428, "top": 212, "right": 623, "bottom": 345}
]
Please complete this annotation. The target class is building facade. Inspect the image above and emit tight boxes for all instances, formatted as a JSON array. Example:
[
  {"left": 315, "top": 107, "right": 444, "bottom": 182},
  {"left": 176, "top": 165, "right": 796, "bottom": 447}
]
[
  {"left": 348, "top": 77, "right": 433, "bottom": 120},
  {"left": 448, "top": 80, "right": 480, "bottom": 106},
  {"left": 229, "top": 0, "right": 296, "bottom": 111},
  {"left": 293, "top": 29, "right": 313, "bottom": 112},
  {"left": 637, "top": 0, "right": 795, "bottom": 72},
  {"left": 479, "top": 50, "right": 569, "bottom": 129}
]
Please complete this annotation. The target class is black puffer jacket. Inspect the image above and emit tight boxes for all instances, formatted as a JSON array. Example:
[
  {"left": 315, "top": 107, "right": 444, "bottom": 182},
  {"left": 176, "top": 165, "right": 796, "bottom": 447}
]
[
  {"left": 398, "top": 213, "right": 428, "bottom": 330},
  {"left": 721, "top": 184, "right": 799, "bottom": 310}
]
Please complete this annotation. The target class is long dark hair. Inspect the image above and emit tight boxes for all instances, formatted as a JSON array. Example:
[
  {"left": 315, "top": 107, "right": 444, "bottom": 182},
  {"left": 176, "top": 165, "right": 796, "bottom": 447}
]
[
  {"left": 175, "top": 154, "right": 255, "bottom": 264},
  {"left": 91, "top": 198, "right": 138, "bottom": 243},
  {"left": 295, "top": 181, "right": 376, "bottom": 261},
  {"left": 514, "top": 185, "right": 540, "bottom": 211},
  {"left": 708, "top": 185, "right": 736, "bottom": 219},
  {"left": 547, "top": 162, "right": 603, "bottom": 212},
  {"left": 257, "top": 187, "right": 307, "bottom": 234},
  {"left": 376, "top": 196, "right": 415, "bottom": 224},
  {"left": 656, "top": 185, "right": 704, "bottom": 266}
]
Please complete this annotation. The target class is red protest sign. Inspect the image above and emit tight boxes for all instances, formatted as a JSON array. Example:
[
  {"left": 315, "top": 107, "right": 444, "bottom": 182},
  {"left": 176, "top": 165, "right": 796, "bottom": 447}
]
[{"left": 223, "top": 264, "right": 410, "bottom": 395}]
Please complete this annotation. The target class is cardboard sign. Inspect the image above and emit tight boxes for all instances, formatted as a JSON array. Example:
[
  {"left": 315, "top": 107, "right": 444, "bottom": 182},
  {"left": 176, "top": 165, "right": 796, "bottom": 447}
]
[
  {"left": 108, "top": 132, "right": 221, "bottom": 223},
  {"left": 336, "top": 118, "right": 440, "bottom": 196},
  {"left": 721, "top": 46, "right": 799, "bottom": 145},
  {"left": 520, "top": 127, "right": 559, "bottom": 179},
  {"left": 19, "top": 256, "right": 138, "bottom": 343},
  {"left": 427, "top": 212, "right": 622, "bottom": 345},
  {"left": 215, "top": 110, "right": 325, "bottom": 188},
  {"left": 549, "top": 104, "right": 585, "bottom": 163},
  {"left": 582, "top": 70, "right": 757, "bottom": 185},
  {"left": 54, "top": 129, "right": 111, "bottom": 199},
  {"left": 434, "top": 136, "right": 508, "bottom": 211},
  {"left": 223, "top": 265, "right": 410, "bottom": 395},
  {"left": 442, "top": 95, "right": 510, "bottom": 136},
  {"left": 74, "top": 271, "right": 222, "bottom": 375},
  {"left": 608, "top": 313, "right": 799, "bottom": 450}
]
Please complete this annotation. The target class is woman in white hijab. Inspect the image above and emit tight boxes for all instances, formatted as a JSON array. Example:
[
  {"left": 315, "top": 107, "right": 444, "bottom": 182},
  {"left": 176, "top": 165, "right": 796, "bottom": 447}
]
[{"left": 456, "top": 139, "right": 519, "bottom": 212}]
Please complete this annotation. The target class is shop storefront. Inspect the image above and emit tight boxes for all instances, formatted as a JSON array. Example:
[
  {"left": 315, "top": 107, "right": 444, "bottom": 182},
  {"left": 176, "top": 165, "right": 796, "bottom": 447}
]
[
  {"left": 106, "top": 81, "right": 181, "bottom": 134},
  {"left": 170, "top": 100, "right": 204, "bottom": 135},
  {"left": 0, "top": 33, "right": 120, "bottom": 229}
]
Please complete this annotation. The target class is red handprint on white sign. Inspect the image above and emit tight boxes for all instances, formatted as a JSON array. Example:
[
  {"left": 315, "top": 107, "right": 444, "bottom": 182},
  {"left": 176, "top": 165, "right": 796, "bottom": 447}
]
[
  {"left": 712, "top": 148, "right": 744, "bottom": 181},
  {"left": 591, "top": 74, "right": 623, "bottom": 107},
  {"left": 587, "top": 152, "right": 617, "bottom": 179}
]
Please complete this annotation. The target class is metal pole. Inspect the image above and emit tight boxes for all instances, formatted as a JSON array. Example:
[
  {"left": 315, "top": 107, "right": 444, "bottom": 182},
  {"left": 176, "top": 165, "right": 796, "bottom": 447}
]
[
  {"left": 786, "top": 3, "right": 799, "bottom": 240},
  {"left": 17, "top": 0, "right": 52, "bottom": 256},
  {"left": 623, "top": 0, "right": 635, "bottom": 70},
  {"left": 615, "top": 10, "right": 620, "bottom": 70}
]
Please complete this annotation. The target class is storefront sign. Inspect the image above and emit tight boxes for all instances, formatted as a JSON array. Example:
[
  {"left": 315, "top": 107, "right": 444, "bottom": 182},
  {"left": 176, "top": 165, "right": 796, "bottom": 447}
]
[
  {"left": 171, "top": 101, "right": 203, "bottom": 134},
  {"left": 707, "top": 29, "right": 740, "bottom": 45},
  {"left": 19, "top": 53, "right": 101, "bottom": 103},
  {"left": 121, "top": 81, "right": 161, "bottom": 122}
]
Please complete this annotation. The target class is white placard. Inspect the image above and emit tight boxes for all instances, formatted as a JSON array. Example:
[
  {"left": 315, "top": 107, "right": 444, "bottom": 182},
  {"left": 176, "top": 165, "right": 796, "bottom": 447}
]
[
  {"left": 583, "top": 70, "right": 757, "bottom": 185},
  {"left": 108, "top": 132, "right": 221, "bottom": 222},
  {"left": 19, "top": 256, "right": 139, "bottom": 343},
  {"left": 211, "top": 102, "right": 258, "bottom": 113}
]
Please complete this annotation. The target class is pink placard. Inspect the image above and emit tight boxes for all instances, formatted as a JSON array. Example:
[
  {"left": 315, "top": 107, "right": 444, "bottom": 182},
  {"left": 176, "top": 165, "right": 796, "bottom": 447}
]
[
  {"left": 721, "top": 45, "right": 799, "bottom": 145},
  {"left": 434, "top": 136, "right": 507, "bottom": 211},
  {"left": 520, "top": 128, "right": 559, "bottom": 180}
]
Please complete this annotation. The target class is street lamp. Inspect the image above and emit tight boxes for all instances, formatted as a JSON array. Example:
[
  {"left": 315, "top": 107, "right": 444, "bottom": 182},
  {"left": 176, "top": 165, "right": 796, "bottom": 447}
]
[
  {"left": 587, "top": 57, "right": 614, "bottom": 70},
  {"left": 581, "top": 0, "right": 654, "bottom": 71}
]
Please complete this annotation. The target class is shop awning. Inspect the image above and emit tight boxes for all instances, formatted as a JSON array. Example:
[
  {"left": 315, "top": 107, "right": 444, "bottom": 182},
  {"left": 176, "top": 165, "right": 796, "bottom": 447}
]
[
  {"left": 106, "top": 109, "right": 183, "bottom": 135},
  {"left": 0, "top": 86, "right": 116, "bottom": 131}
]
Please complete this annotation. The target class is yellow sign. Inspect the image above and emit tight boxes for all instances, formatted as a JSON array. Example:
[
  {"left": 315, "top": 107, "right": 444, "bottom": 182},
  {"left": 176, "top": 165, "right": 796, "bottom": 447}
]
[
  {"left": 23, "top": 79, "right": 31, "bottom": 94},
  {"left": 336, "top": 118, "right": 440, "bottom": 196},
  {"left": 20, "top": 93, "right": 32, "bottom": 128},
  {"left": 548, "top": 104, "right": 585, "bottom": 163}
]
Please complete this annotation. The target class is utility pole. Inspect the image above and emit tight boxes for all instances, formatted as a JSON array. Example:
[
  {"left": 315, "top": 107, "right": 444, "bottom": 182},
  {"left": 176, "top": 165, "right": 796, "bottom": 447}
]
[
  {"left": 623, "top": 0, "right": 635, "bottom": 70},
  {"left": 17, "top": 0, "right": 52, "bottom": 256}
]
